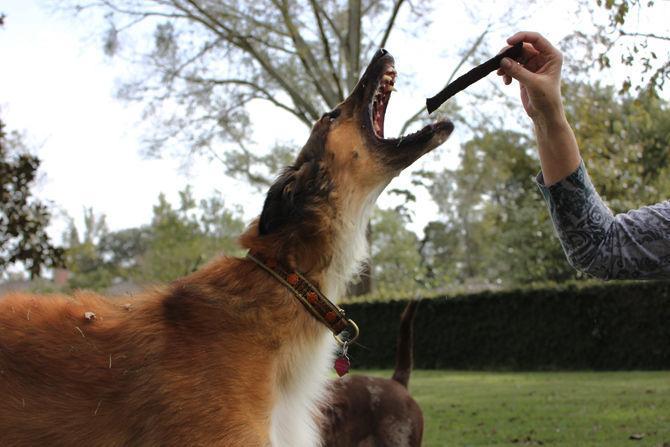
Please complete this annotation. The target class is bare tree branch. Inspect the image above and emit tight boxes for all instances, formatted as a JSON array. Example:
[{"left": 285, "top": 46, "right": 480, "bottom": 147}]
[
  {"left": 182, "top": 76, "right": 312, "bottom": 125},
  {"left": 167, "top": 38, "right": 222, "bottom": 79},
  {"left": 309, "top": 0, "right": 344, "bottom": 101},
  {"left": 93, "top": 0, "right": 189, "bottom": 20},
  {"left": 311, "top": 2, "right": 344, "bottom": 44},
  {"left": 619, "top": 30, "right": 670, "bottom": 42},
  {"left": 242, "top": 34, "right": 297, "bottom": 55},
  {"left": 275, "top": 0, "right": 340, "bottom": 107},
  {"left": 179, "top": 0, "right": 321, "bottom": 120},
  {"left": 379, "top": 0, "right": 405, "bottom": 48},
  {"left": 346, "top": 0, "right": 362, "bottom": 91}
]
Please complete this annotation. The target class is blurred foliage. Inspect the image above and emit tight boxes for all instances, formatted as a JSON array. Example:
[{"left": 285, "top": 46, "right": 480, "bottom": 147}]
[
  {"left": 592, "top": 0, "right": 670, "bottom": 95},
  {"left": 140, "top": 187, "right": 244, "bottom": 282},
  {"left": 64, "top": 187, "right": 245, "bottom": 291},
  {"left": 0, "top": 118, "right": 63, "bottom": 279},
  {"left": 564, "top": 81, "right": 670, "bottom": 212},
  {"left": 369, "top": 208, "right": 424, "bottom": 295},
  {"left": 423, "top": 129, "right": 575, "bottom": 289},
  {"left": 64, "top": 208, "right": 114, "bottom": 290}
]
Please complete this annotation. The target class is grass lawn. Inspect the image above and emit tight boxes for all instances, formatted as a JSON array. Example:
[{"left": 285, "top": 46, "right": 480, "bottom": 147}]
[{"left": 361, "top": 370, "right": 670, "bottom": 446}]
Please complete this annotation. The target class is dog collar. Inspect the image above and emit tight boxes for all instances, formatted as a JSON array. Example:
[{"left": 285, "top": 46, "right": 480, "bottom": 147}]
[{"left": 246, "top": 252, "right": 359, "bottom": 345}]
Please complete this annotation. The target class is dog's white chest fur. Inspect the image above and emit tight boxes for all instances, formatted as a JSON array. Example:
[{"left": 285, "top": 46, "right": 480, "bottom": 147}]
[
  {"left": 268, "top": 184, "right": 383, "bottom": 446},
  {"left": 269, "top": 332, "right": 335, "bottom": 447}
]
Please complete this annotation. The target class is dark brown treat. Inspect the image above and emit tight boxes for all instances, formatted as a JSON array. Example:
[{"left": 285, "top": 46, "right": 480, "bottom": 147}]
[{"left": 426, "top": 41, "right": 523, "bottom": 114}]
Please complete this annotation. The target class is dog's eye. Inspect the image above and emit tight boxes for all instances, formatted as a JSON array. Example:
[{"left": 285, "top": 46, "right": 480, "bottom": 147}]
[{"left": 323, "top": 109, "right": 340, "bottom": 122}]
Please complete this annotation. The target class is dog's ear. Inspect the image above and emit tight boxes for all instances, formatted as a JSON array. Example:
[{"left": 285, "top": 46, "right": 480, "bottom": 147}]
[
  {"left": 259, "top": 120, "right": 334, "bottom": 235},
  {"left": 259, "top": 169, "right": 295, "bottom": 235},
  {"left": 259, "top": 161, "right": 321, "bottom": 235}
]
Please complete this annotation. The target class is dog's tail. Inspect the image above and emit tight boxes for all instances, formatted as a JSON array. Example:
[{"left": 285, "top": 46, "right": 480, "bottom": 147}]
[{"left": 390, "top": 299, "right": 420, "bottom": 388}]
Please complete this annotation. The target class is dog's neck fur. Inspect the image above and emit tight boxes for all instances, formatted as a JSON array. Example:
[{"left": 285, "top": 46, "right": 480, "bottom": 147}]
[
  {"left": 317, "top": 183, "right": 385, "bottom": 301},
  {"left": 238, "top": 181, "right": 385, "bottom": 446},
  {"left": 241, "top": 183, "right": 386, "bottom": 304}
]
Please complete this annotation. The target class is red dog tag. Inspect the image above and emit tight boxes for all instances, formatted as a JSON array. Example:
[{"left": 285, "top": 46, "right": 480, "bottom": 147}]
[
  {"left": 334, "top": 341, "right": 351, "bottom": 376},
  {"left": 334, "top": 356, "right": 350, "bottom": 377}
]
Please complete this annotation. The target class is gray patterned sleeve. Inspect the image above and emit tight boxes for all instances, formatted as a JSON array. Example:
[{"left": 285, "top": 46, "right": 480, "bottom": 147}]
[{"left": 536, "top": 161, "right": 670, "bottom": 279}]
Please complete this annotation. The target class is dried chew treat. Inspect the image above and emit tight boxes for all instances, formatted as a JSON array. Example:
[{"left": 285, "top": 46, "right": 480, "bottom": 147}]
[{"left": 426, "top": 42, "right": 524, "bottom": 114}]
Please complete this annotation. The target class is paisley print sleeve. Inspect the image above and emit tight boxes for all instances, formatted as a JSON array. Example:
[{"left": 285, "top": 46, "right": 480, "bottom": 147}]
[{"left": 536, "top": 161, "right": 670, "bottom": 279}]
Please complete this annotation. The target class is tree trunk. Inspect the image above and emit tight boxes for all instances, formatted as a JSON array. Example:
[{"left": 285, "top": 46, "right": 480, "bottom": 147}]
[{"left": 345, "top": 0, "right": 361, "bottom": 92}]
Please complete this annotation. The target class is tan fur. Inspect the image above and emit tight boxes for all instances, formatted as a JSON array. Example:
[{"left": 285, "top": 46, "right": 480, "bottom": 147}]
[
  {"left": 0, "top": 49, "right": 451, "bottom": 446},
  {"left": 0, "top": 260, "right": 308, "bottom": 446}
]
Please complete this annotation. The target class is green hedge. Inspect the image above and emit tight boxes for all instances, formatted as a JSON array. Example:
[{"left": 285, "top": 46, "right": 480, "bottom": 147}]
[{"left": 342, "top": 281, "right": 670, "bottom": 370}]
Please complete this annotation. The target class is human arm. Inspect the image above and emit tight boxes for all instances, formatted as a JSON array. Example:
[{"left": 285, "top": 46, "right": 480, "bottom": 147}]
[
  {"left": 499, "top": 31, "right": 670, "bottom": 279},
  {"left": 538, "top": 162, "right": 670, "bottom": 279},
  {"left": 498, "top": 31, "right": 581, "bottom": 185}
]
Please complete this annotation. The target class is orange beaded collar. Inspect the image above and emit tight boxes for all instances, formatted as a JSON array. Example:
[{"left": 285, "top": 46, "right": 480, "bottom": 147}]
[{"left": 247, "top": 252, "right": 359, "bottom": 345}]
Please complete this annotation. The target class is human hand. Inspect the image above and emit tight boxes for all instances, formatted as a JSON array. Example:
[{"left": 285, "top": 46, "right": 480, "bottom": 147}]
[{"left": 497, "top": 32, "right": 564, "bottom": 123}]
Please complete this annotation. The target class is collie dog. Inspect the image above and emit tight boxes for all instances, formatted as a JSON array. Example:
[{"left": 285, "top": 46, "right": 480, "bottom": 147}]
[{"left": 0, "top": 49, "right": 452, "bottom": 446}]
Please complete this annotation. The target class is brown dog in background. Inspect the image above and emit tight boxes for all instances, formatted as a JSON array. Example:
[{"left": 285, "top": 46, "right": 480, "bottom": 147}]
[
  {"left": 0, "top": 49, "right": 451, "bottom": 446},
  {"left": 321, "top": 300, "right": 423, "bottom": 447}
]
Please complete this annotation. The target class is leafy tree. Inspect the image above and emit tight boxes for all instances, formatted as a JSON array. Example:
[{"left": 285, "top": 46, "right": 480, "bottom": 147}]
[
  {"left": 425, "top": 128, "right": 576, "bottom": 287},
  {"left": 98, "top": 227, "right": 152, "bottom": 277},
  {"left": 64, "top": 208, "right": 114, "bottom": 290},
  {"left": 0, "top": 119, "right": 63, "bottom": 279},
  {"left": 140, "top": 187, "right": 244, "bottom": 282},
  {"left": 563, "top": 81, "right": 670, "bottom": 211},
  {"left": 64, "top": 188, "right": 245, "bottom": 290},
  {"left": 140, "top": 192, "right": 206, "bottom": 282},
  {"left": 590, "top": 0, "right": 670, "bottom": 95},
  {"left": 368, "top": 207, "right": 425, "bottom": 295}
]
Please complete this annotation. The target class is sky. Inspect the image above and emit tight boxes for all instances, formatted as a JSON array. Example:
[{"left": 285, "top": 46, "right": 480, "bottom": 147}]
[{"left": 1, "top": 0, "right": 666, "bottom": 258}]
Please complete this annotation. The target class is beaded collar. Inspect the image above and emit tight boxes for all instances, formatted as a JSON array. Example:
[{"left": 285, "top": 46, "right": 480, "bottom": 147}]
[{"left": 247, "top": 252, "right": 359, "bottom": 345}]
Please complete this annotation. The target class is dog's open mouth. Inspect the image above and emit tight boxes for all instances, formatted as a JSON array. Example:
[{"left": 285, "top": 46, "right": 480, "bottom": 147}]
[
  {"left": 363, "top": 51, "right": 453, "bottom": 155},
  {"left": 371, "top": 65, "right": 396, "bottom": 139}
]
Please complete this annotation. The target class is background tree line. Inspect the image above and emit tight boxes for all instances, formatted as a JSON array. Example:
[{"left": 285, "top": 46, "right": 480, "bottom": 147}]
[{"left": 63, "top": 187, "right": 244, "bottom": 291}]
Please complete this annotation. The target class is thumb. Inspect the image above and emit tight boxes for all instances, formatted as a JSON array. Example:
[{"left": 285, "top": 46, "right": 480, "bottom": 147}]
[{"left": 500, "top": 57, "right": 535, "bottom": 85}]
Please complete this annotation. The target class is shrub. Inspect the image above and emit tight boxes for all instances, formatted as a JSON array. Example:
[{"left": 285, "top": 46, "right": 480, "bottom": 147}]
[{"left": 342, "top": 281, "right": 670, "bottom": 370}]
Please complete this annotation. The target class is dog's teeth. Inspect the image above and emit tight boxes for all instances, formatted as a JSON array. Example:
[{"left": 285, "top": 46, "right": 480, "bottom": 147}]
[{"left": 382, "top": 75, "right": 392, "bottom": 83}]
